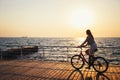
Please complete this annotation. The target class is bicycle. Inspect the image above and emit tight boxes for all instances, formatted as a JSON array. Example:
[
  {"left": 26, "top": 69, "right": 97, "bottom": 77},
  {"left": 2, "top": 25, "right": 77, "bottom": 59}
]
[{"left": 71, "top": 47, "right": 109, "bottom": 73}]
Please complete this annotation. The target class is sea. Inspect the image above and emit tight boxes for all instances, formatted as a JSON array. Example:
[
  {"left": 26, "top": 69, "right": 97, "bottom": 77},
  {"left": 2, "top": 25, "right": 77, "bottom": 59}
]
[{"left": 0, "top": 37, "right": 120, "bottom": 65}]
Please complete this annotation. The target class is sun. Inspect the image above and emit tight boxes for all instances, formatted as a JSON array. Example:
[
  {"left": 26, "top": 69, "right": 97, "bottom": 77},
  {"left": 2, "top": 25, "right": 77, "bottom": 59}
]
[{"left": 69, "top": 8, "right": 94, "bottom": 29}]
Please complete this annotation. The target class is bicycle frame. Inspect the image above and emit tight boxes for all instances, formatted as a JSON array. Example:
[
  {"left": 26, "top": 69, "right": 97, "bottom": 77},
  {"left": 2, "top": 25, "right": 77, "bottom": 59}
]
[{"left": 79, "top": 47, "right": 94, "bottom": 65}]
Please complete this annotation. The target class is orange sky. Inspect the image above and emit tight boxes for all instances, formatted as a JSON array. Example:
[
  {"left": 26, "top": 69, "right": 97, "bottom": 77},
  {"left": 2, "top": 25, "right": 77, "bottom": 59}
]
[{"left": 0, "top": 0, "right": 120, "bottom": 37}]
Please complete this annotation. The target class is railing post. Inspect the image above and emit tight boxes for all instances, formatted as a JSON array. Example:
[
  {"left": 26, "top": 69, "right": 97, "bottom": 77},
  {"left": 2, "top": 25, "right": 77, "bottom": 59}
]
[
  {"left": 67, "top": 47, "right": 69, "bottom": 62},
  {"left": 50, "top": 47, "right": 52, "bottom": 58},
  {"left": 0, "top": 49, "right": 2, "bottom": 60},
  {"left": 43, "top": 47, "right": 45, "bottom": 59},
  {"left": 20, "top": 46, "right": 23, "bottom": 59}
]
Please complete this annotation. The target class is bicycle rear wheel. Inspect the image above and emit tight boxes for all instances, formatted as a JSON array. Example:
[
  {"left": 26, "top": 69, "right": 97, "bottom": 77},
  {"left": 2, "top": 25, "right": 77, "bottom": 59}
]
[
  {"left": 71, "top": 55, "right": 84, "bottom": 69},
  {"left": 93, "top": 57, "right": 109, "bottom": 73}
]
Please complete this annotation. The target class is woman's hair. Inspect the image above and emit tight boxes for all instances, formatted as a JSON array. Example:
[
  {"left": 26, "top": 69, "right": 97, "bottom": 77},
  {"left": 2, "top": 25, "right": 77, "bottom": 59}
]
[{"left": 86, "top": 29, "right": 94, "bottom": 40}]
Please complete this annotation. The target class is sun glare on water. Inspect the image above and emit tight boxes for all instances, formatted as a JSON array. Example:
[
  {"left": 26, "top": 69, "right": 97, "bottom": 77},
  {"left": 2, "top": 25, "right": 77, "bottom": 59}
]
[
  {"left": 75, "top": 37, "right": 86, "bottom": 44},
  {"left": 70, "top": 8, "right": 94, "bottom": 29}
]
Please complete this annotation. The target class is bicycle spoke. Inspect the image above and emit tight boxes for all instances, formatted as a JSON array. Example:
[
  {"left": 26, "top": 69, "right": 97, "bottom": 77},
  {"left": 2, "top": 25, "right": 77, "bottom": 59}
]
[
  {"left": 93, "top": 57, "right": 108, "bottom": 73},
  {"left": 71, "top": 55, "right": 84, "bottom": 69}
]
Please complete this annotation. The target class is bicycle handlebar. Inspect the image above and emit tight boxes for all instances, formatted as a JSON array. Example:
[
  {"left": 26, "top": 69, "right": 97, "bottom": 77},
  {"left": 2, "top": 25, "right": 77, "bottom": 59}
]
[{"left": 76, "top": 46, "right": 86, "bottom": 49}]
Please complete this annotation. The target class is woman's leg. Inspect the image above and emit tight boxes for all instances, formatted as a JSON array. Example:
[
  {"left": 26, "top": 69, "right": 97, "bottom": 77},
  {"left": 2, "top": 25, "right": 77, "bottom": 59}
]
[
  {"left": 86, "top": 48, "right": 94, "bottom": 69},
  {"left": 89, "top": 48, "right": 94, "bottom": 65},
  {"left": 85, "top": 49, "right": 91, "bottom": 69}
]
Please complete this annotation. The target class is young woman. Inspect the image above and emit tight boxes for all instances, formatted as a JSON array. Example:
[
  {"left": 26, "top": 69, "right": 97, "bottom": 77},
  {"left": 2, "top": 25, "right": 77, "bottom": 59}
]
[{"left": 78, "top": 29, "right": 97, "bottom": 69}]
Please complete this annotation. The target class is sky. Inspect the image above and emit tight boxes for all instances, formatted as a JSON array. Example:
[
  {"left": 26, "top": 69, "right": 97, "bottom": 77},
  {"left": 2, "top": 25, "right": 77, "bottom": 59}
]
[{"left": 0, "top": 0, "right": 120, "bottom": 37}]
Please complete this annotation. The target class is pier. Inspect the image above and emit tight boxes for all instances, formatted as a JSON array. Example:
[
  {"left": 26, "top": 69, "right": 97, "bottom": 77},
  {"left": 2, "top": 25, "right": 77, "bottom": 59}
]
[
  {"left": 0, "top": 46, "right": 120, "bottom": 80},
  {"left": 0, "top": 60, "right": 120, "bottom": 80}
]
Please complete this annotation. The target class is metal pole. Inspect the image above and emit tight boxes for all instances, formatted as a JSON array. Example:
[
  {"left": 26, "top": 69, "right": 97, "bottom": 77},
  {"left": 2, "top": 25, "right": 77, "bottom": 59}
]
[
  {"left": 0, "top": 49, "right": 2, "bottom": 60},
  {"left": 43, "top": 47, "right": 44, "bottom": 60},
  {"left": 20, "top": 46, "right": 23, "bottom": 59},
  {"left": 67, "top": 47, "right": 69, "bottom": 62}
]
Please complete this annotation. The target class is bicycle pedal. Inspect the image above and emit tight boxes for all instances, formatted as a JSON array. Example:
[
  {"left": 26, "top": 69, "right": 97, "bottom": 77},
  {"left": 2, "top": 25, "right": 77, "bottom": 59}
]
[{"left": 85, "top": 66, "right": 91, "bottom": 69}]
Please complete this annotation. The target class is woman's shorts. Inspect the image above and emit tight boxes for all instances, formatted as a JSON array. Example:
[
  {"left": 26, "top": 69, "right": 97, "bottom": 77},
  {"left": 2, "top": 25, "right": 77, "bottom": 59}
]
[{"left": 90, "top": 43, "right": 97, "bottom": 54}]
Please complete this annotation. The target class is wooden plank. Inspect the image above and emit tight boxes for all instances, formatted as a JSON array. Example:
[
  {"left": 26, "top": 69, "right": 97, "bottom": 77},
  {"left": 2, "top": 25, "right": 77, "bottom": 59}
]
[{"left": 0, "top": 60, "right": 120, "bottom": 80}]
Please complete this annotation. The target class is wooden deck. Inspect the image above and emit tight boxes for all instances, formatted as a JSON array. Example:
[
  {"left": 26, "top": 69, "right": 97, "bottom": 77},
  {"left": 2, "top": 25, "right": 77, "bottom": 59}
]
[{"left": 0, "top": 60, "right": 120, "bottom": 80}]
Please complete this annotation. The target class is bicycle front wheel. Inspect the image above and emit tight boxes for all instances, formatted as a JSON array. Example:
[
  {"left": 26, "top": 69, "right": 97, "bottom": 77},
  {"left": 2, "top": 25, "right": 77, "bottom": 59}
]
[
  {"left": 93, "top": 57, "right": 109, "bottom": 73},
  {"left": 71, "top": 55, "right": 84, "bottom": 69}
]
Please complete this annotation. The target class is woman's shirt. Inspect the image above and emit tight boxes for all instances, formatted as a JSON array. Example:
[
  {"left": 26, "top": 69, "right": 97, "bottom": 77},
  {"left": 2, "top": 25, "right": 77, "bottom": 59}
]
[{"left": 86, "top": 36, "right": 95, "bottom": 45}]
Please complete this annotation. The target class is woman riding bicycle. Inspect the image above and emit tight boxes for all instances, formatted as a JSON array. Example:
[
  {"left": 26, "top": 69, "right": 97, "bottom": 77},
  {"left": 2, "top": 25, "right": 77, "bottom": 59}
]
[{"left": 78, "top": 29, "right": 97, "bottom": 69}]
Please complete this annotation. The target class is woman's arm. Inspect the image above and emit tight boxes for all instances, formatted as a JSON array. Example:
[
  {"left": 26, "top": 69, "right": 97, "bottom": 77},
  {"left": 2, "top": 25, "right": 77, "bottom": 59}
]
[
  {"left": 80, "top": 39, "right": 87, "bottom": 47},
  {"left": 78, "top": 37, "right": 88, "bottom": 47}
]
